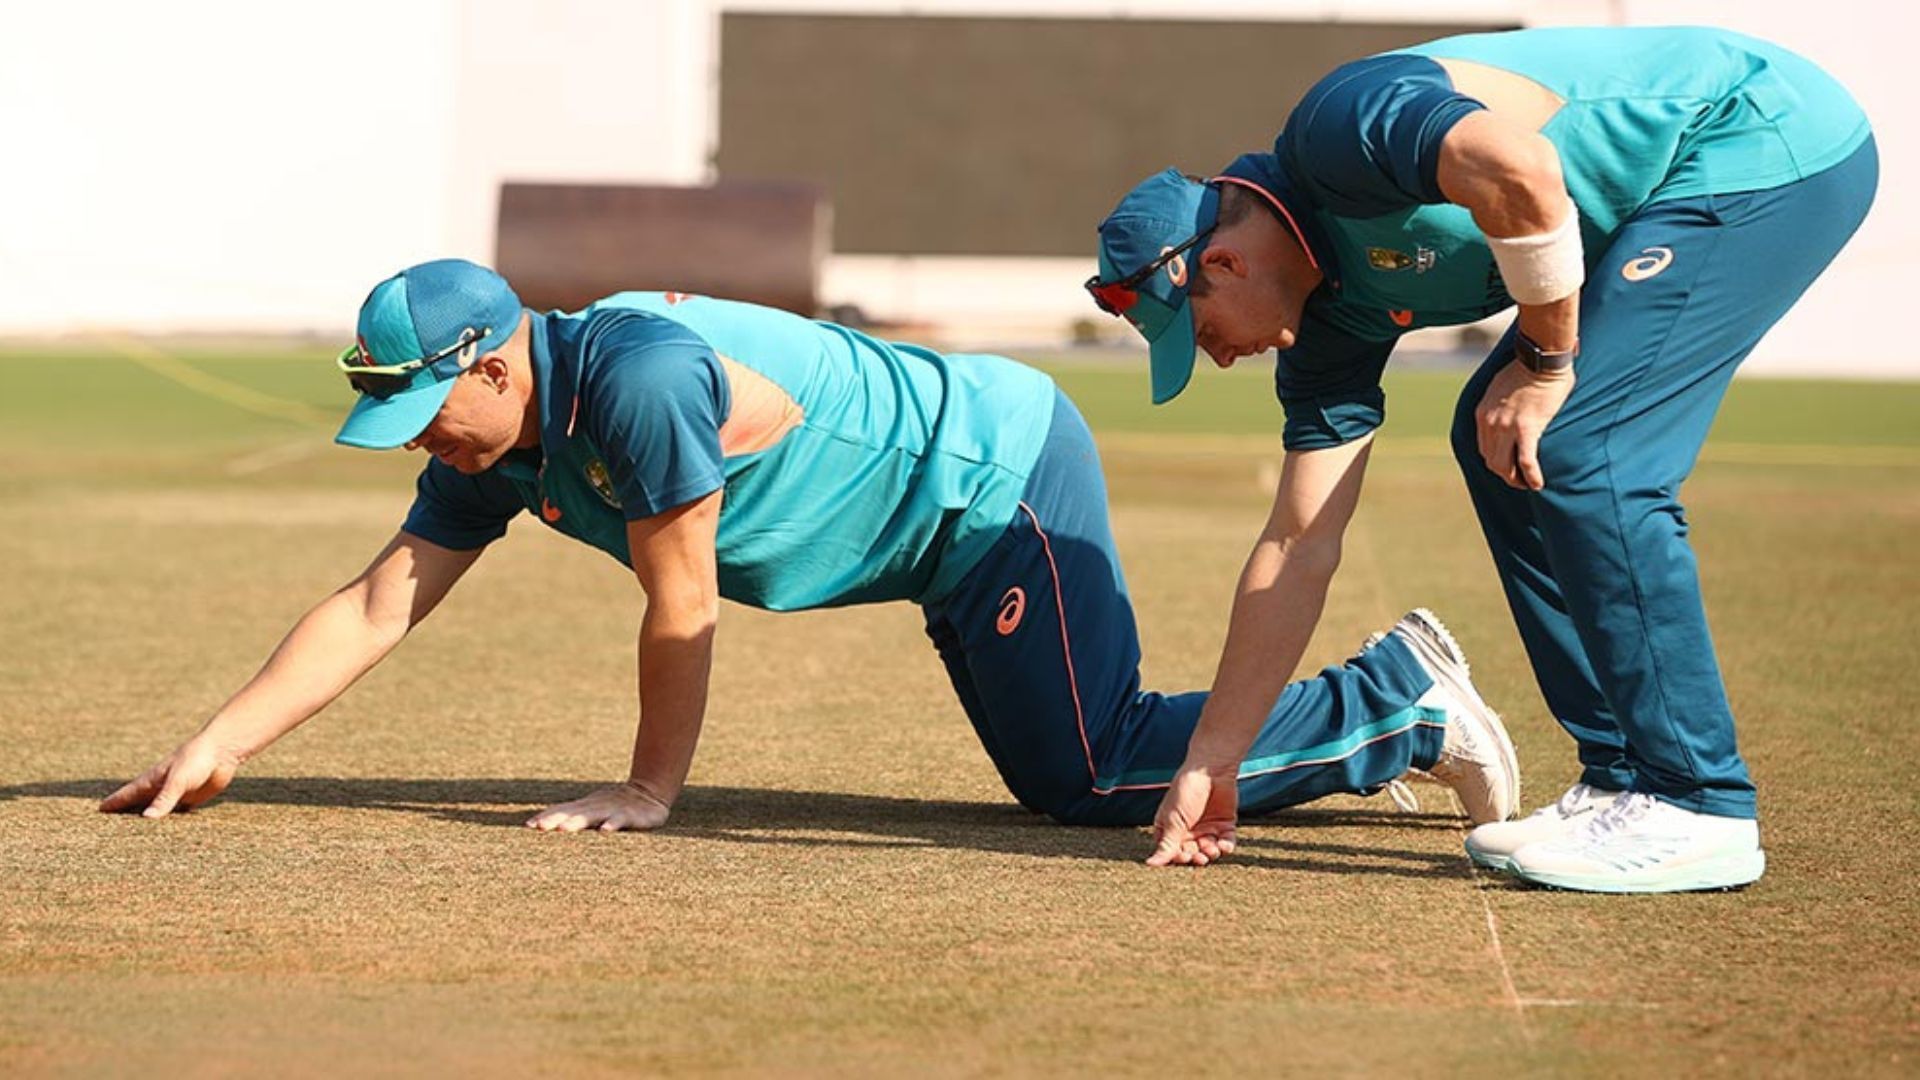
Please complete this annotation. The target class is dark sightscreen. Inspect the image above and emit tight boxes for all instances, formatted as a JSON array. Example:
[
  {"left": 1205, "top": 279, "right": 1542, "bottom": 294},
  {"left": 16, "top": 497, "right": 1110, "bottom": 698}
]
[{"left": 717, "top": 15, "right": 1511, "bottom": 256}]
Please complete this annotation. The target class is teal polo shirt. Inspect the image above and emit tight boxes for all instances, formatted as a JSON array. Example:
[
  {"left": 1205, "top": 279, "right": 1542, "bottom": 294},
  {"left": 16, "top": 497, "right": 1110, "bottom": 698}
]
[
  {"left": 401, "top": 295, "right": 1056, "bottom": 610},
  {"left": 1227, "top": 25, "right": 1871, "bottom": 449}
]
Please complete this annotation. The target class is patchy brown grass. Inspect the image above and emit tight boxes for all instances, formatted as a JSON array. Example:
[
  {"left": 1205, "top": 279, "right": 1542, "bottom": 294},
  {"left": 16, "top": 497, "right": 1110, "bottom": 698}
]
[{"left": 2, "top": 349, "right": 1917, "bottom": 1077}]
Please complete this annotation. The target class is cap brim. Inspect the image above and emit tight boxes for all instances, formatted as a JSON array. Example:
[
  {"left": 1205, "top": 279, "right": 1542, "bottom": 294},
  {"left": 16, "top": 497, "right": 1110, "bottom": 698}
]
[
  {"left": 1147, "top": 296, "right": 1199, "bottom": 405},
  {"left": 334, "top": 376, "right": 459, "bottom": 450}
]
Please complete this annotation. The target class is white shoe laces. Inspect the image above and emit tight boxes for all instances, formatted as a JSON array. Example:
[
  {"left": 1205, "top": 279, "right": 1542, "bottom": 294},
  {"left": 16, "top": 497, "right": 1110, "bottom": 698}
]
[
  {"left": 1576, "top": 791, "right": 1658, "bottom": 842},
  {"left": 1549, "top": 783, "right": 1597, "bottom": 817},
  {"left": 1384, "top": 779, "right": 1421, "bottom": 813},
  {"left": 1523, "top": 782, "right": 1603, "bottom": 822}
]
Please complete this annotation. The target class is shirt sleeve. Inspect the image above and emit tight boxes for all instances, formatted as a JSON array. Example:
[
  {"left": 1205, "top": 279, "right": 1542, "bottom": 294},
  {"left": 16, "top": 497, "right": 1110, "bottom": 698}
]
[
  {"left": 401, "top": 459, "right": 526, "bottom": 550},
  {"left": 1282, "top": 53, "right": 1486, "bottom": 217},
  {"left": 575, "top": 314, "right": 731, "bottom": 521},
  {"left": 1274, "top": 304, "right": 1399, "bottom": 451}
]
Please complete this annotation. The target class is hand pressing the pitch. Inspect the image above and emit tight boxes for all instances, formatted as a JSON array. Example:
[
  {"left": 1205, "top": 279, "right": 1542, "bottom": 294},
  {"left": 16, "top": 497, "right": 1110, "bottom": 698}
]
[
  {"left": 1146, "top": 760, "right": 1240, "bottom": 866},
  {"left": 100, "top": 735, "right": 244, "bottom": 819},
  {"left": 526, "top": 779, "right": 672, "bottom": 833}
]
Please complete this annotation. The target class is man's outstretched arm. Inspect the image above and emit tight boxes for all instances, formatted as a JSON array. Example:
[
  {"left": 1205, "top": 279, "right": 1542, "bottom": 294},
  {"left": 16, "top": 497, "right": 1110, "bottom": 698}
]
[
  {"left": 100, "top": 530, "right": 485, "bottom": 817},
  {"left": 1147, "top": 434, "right": 1375, "bottom": 865},
  {"left": 525, "top": 489, "right": 723, "bottom": 832}
]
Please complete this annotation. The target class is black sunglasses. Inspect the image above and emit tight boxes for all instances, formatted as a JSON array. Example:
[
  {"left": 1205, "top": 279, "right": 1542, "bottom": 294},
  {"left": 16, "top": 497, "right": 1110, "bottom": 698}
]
[
  {"left": 336, "top": 326, "right": 490, "bottom": 399},
  {"left": 1084, "top": 226, "right": 1215, "bottom": 317}
]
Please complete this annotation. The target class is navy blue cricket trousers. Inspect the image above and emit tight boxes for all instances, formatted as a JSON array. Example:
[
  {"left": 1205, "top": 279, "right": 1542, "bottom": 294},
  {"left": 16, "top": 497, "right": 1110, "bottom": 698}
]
[
  {"left": 923, "top": 388, "right": 1445, "bottom": 826},
  {"left": 1452, "top": 139, "right": 1879, "bottom": 819}
]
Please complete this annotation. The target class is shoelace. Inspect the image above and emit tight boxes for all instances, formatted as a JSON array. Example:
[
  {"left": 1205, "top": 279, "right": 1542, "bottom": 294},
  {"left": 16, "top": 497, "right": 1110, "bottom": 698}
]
[
  {"left": 1552, "top": 782, "right": 1598, "bottom": 816},
  {"left": 1577, "top": 791, "right": 1658, "bottom": 841},
  {"left": 1384, "top": 778, "right": 1421, "bottom": 813}
]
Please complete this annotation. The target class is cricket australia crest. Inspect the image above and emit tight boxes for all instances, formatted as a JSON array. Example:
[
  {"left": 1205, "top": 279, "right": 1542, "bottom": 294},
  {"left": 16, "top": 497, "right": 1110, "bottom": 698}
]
[
  {"left": 1367, "top": 246, "right": 1438, "bottom": 273},
  {"left": 1367, "top": 246, "right": 1414, "bottom": 271},
  {"left": 583, "top": 458, "right": 622, "bottom": 508}
]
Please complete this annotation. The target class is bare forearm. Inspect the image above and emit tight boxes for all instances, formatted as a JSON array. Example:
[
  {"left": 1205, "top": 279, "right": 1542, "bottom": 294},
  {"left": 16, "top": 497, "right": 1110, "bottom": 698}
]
[
  {"left": 1187, "top": 540, "right": 1337, "bottom": 766},
  {"left": 624, "top": 610, "right": 716, "bottom": 807},
  {"left": 1440, "top": 118, "right": 1582, "bottom": 350},
  {"left": 198, "top": 590, "right": 405, "bottom": 759}
]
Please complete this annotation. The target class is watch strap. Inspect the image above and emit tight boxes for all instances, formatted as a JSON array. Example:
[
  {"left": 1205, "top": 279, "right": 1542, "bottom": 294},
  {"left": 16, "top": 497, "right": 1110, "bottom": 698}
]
[{"left": 1515, "top": 331, "right": 1579, "bottom": 373}]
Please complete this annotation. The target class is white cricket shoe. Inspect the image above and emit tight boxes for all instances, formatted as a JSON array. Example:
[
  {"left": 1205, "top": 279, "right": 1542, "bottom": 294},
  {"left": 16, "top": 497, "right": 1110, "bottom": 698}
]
[
  {"left": 1507, "top": 791, "right": 1765, "bottom": 893},
  {"left": 1464, "top": 782, "right": 1623, "bottom": 872},
  {"left": 1389, "top": 609, "right": 1521, "bottom": 826}
]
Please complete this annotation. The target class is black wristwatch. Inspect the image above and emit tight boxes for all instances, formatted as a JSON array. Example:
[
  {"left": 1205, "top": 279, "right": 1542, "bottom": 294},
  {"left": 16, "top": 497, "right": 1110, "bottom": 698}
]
[{"left": 1515, "top": 331, "right": 1579, "bottom": 374}]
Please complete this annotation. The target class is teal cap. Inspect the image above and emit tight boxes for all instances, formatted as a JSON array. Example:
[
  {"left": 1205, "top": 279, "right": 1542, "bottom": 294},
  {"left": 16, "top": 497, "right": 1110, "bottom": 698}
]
[
  {"left": 1093, "top": 169, "right": 1221, "bottom": 404},
  {"left": 335, "top": 259, "right": 523, "bottom": 450}
]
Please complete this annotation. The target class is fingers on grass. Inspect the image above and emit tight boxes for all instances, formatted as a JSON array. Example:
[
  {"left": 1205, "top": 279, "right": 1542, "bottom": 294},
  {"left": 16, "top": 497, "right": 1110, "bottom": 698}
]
[
  {"left": 1146, "top": 835, "right": 1184, "bottom": 867},
  {"left": 102, "top": 767, "right": 167, "bottom": 813},
  {"left": 1151, "top": 839, "right": 1212, "bottom": 867},
  {"left": 99, "top": 779, "right": 148, "bottom": 813},
  {"left": 143, "top": 781, "right": 187, "bottom": 819}
]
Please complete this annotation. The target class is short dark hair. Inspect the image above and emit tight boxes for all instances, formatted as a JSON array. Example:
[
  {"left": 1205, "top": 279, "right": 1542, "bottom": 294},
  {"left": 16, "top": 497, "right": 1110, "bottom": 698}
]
[{"left": 1185, "top": 184, "right": 1260, "bottom": 298}]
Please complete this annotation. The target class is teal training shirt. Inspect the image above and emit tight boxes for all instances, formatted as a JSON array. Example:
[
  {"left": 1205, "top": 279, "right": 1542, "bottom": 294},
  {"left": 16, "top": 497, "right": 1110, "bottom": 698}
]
[
  {"left": 1221, "top": 26, "right": 1870, "bottom": 449},
  {"left": 1405, "top": 27, "right": 1871, "bottom": 217},
  {"left": 401, "top": 294, "right": 1056, "bottom": 610}
]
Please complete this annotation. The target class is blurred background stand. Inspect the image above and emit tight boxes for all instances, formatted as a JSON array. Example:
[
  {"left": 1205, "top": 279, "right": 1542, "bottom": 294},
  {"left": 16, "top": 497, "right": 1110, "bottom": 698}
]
[{"left": 496, "top": 181, "right": 831, "bottom": 317}]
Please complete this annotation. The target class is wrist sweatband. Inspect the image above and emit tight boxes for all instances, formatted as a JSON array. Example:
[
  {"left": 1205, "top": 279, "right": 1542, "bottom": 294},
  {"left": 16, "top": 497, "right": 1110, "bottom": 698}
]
[{"left": 1487, "top": 199, "right": 1584, "bottom": 305}]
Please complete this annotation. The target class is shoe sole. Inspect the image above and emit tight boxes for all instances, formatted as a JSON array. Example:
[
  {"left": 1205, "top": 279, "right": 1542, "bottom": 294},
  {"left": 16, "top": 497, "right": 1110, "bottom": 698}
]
[
  {"left": 1463, "top": 801, "right": 1615, "bottom": 875},
  {"left": 1398, "top": 609, "right": 1522, "bottom": 822},
  {"left": 1511, "top": 850, "right": 1766, "bottom": 894},
  {"left": 1465, "top": 844, "right": 1515, "bottom": 874}
]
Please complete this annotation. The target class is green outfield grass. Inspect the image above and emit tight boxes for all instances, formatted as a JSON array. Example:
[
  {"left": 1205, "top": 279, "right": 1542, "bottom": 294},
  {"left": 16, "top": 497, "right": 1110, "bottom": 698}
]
[{"left": 2, "top": 342, "right": 1917, "bottom": 1077}]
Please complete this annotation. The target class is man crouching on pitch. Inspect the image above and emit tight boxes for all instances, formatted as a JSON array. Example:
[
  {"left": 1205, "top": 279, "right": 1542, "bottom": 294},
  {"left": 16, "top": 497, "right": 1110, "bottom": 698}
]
[{"left": 103, "top": 258, "right": 1519, "bottom": 854}]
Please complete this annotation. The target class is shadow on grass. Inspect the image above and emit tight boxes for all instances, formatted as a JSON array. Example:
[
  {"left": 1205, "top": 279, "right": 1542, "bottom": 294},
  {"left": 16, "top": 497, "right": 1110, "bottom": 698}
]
[{"left": 6, "top": 777, "right": 1469, "bottom": 878}]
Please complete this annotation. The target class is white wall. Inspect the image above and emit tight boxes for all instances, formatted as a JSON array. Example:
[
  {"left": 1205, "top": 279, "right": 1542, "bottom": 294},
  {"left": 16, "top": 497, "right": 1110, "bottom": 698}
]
[
  {"left": 0, "top": 1, "right": 459, "bottom": 332},
  {"left": 446, "top": 0, "right": 716, "bottom": 259},
  {"left": 0, "top": 0, "right": 715, "bottom": 335},
  {"left": 1531, "top": 0, "right": 1918, "bottom": 374},
  {"left": 1, "top": 0, "right": 1912, "bottom": 376}
]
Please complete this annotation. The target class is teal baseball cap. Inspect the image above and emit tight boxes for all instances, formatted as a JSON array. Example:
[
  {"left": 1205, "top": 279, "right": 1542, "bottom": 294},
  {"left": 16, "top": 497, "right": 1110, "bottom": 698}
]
[
  {"left": 334, "top": 259, "right": 524, "bottom": 450},
  {"left": 1089, "top": 169, "right": 1221, "bottom": 404}
]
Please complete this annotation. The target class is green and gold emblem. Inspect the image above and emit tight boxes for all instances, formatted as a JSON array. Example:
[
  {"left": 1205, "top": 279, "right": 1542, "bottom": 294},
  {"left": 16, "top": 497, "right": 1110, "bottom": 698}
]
[
  {"left": 583, "top": 458, "right": 621, "bottom": 508},
  {"left": 1367, "top": 246, "right": 1416, "bottom": 272}
]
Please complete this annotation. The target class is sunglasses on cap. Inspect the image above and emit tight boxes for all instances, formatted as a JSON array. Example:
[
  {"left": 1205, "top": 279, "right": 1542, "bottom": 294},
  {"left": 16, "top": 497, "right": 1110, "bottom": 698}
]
[
  {"left": 1084, "top": 225, "right": 1216, "bottom": 317},
  {"left": 336, "top": 326, "right": 491, "bottom": 399}
]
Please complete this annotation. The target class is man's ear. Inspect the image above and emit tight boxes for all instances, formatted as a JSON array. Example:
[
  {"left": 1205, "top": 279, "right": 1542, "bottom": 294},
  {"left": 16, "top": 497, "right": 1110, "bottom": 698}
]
[
  {"left": 1199, "top": 243, "right": 1248, "bottom": 281},
  {"left": 475, "top": 353, "right": 513, "bottom": 392}
]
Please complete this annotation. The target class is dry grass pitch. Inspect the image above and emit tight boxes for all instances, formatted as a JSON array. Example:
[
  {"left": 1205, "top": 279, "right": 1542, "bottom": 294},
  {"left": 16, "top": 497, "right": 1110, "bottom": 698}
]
[{"left": 2, "top": 344, "right": 1916, "bottom": 1076}]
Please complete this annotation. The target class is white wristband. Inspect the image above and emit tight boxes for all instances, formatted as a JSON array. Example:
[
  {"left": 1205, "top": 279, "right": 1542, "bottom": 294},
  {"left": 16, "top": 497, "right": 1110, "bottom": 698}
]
[{"left": 1487, "top": 199, "right": 1584, "bottom": 305}]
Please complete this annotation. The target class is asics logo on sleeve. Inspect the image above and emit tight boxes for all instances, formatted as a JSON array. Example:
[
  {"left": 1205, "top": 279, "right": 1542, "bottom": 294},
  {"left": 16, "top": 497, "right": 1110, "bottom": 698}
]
[
  {"left": 1621, "top": 247, "right": 1674, "bottom": 282},
  {"left": 996, "top": 587, "right": 1027, "bottom": 636}
]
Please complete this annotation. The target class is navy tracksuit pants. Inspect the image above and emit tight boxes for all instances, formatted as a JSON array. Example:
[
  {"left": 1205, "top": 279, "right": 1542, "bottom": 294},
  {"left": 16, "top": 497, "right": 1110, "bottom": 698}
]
[
  {"left": 923, "top": 388, "right": 1445, "bottom": 826},
  {"left": 1452, "top": 139, "right": 1879, "bottom": 819}
]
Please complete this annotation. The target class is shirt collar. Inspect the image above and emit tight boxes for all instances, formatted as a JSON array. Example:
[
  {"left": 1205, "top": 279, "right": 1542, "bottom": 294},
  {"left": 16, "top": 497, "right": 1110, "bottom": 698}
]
[
  {"left": 1213, "top": 149, "right": 1340, "bottom": 286},
  {"left": 529, "top": 310, "right": 585, "bottom": 444}
]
